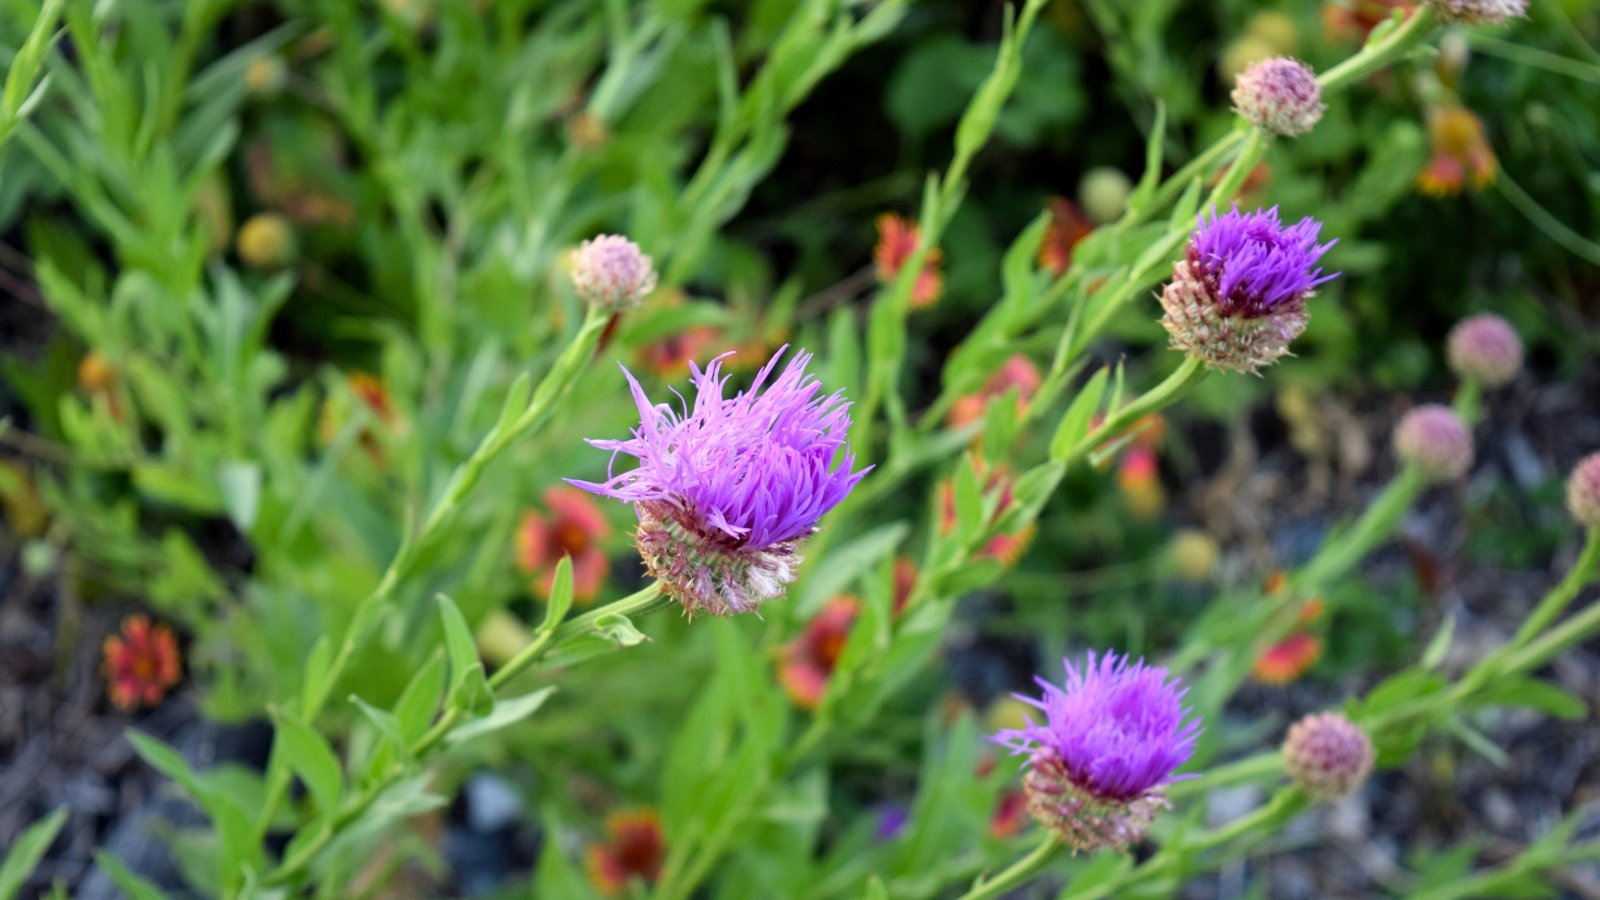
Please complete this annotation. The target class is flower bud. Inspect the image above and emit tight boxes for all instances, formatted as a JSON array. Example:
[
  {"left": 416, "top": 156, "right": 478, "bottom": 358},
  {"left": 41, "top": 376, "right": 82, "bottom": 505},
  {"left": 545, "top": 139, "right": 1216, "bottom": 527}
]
[
  {"left": 1159, "top": 206, "right": 1336, "bottom": 373},
  {"left": 236, "top": 213, "right": 296, "bottom": 268},
  {"left": 1394, "top": 404, "right": 1473, "bottom": 481},
  {"left": 1232, "top": 57, "right": 1324, "bottom": 137},
  {"left": 571, "top": 234, "right": 657, "bottom": 311},
  {"left": 1446, "top": 313, "right": 1522, "bottom": 387},
  {"left": 1425, "top": 0, "right": 1527, "bottom": 24},
  {"left": 1567, "top": 452, "right": 1600, "bottom": 529},
  {"left": 1283, "top": 712, "right": 1373, "bottom": 800},
  {"left": 1079, "top": 167, "right": 1132, "bottom": 224}
]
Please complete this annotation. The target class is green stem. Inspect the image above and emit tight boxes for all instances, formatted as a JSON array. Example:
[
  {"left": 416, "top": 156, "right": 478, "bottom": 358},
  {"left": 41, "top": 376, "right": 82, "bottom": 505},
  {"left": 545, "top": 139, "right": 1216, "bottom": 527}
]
[
  {"left": 1511, "top": 529, "right": 1600, "bottom": 648},
  {"left": 1495, "top": 168, "right": 1600, "bottom": 267},
  {"left": 263, "top": 581, "right": 670, "bottom": 887},
  {"left": 1059, "top": 355, "right": 1208, "bottom": 466},
  {"left": 252, "top": 308, "right": 609, "bottom": 840},
  {"left": 1316, "top": 8, "right": 1437, "bottom": 92},
  {"left": 1297, "top": 466, "right": 1425, "bottom": 591},
  {"left": 1409, "top": 838, "right": 1600, "bottom": 900},
  {"left": 957, "top": 834, "right": 1061, "bottom": 900},
  {"left": 1168, "top": 751, "right": 1281, "bottom": 800}
]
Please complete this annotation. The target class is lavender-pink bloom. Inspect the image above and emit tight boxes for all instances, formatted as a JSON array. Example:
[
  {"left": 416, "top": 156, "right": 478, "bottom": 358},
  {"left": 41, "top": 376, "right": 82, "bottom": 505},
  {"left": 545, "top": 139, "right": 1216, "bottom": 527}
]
[
  {"left": 572, "top": 346, "right": 867, "bottom": 616},
  {"left": 993, "top": 652, "right": 1200, "bottom": 852},
  {"left": 1160, "top": 206, "right": 1337, "bottom": 373}
]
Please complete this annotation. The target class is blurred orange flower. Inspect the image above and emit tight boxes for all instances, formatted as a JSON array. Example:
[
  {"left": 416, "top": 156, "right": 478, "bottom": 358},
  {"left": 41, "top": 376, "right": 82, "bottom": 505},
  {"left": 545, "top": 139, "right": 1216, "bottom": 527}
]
[
  {"left": 778, "top": 596, "right": 861, "bottom": 709},
  {"left": 874, "top": 213, "right": 944, "bottom": 309},
  {"left": 1038, "top": 197, "right": 1094, "bottom": 276},
  {"left": 516, "top": 487, "right": 611, "bottom": 604},
  {"left": 892, "top": 557, "right": 919, "bottom": 618},
  {"left": 1417, "top": 105, "right": 1496, "bottom": 196},
  {"left": 949, "top": 355, "right": 1044, "bottom": 431},
  {"left": 103, "top": 615, "right": 181, "bottom": 710},
  {"left": 1252, "top": 632, "right": 1323, "bottom": 685},
  {"left": 586, "top": 809, "right": 666, "bottom": 896},
  {"left": 1116, "top": 445, "right": 1165, "bottom": 520},
  {"left": 938, "top": 458, "right": 1035, "bottom": 567}
]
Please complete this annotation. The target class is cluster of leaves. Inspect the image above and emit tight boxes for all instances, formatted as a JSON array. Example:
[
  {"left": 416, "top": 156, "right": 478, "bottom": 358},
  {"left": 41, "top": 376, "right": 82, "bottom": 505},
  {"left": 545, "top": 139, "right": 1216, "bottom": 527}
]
[{"left": 2, "top": 0, "right": 1599, "bottom": 898}]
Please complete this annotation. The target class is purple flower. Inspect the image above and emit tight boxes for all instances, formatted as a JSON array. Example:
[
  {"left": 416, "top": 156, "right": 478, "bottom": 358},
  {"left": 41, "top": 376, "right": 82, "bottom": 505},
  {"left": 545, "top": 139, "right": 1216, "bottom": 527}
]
[
  {"left": 571, "top": 346, "right": 867, "bottom": 616},
  {"left": 1160, "top": 206, "right": 1337, "bottom": 373},
  {"left": 992, "top": 652, "right": 1200, "bottom": 853}
]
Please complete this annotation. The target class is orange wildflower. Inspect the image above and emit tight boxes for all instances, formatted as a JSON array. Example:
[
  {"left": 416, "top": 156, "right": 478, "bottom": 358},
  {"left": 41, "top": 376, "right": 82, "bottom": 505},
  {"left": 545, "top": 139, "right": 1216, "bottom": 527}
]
[
  {"left": 1417, "top": 105, "right": 1496, "bottom": 196},
  {"left": 873, "top": 213, "right": 944, "bottom": 309},
  {"left": 516, "top": 487, "right": 611, "bottom": 604},
  {"left": 990, "top": 790, "right": 1029, "bottom": 839},
  {"left": 585, "top": 809, "right": 666, "bottom": 896},
  {"left": 103, "top": 615, "right": 181, "bottom": 710},
  {"left": 1116, "top": 446, "right": 1165, "bottom": 520},
  {"left": 892, "top": 557, "right": 919, "bottom": 618},
  {"left": 778, "top": 596, "right": 861, "bottom": 709},
  {"left": 948, "top": 355, "right": 1044, "bottom": 430},
  {"left": 1038, "top": 197, "right": 1094, "bottom": 277},
  {"left": 635, "top": 325, "right": 720, "bottom": 379},
  {"left": 1252, "top": 632, "right": 1323, "bottom": 685},
  {"left": 1322, "top": 0, "right": 1414, "bottom": 43}
]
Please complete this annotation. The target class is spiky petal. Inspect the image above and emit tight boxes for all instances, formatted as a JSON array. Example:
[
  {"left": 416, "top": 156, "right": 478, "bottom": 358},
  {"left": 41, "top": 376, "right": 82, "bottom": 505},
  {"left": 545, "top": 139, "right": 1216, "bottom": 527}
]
[
  {"left": 572, "top": 346, "right": 867, "bottom": 616},
  {"left": 992, "top": 652, "right": 1201, "bottom": 853},
  {"left": 1159, "top": 206, "right": 1337, "bottom": 373}
]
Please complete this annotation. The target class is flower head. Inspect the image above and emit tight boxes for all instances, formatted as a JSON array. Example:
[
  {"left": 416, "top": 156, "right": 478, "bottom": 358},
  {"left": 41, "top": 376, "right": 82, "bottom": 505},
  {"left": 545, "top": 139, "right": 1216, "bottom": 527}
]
[
  {"left": 1425, "top": 0, "right": 1526, "bottom": 23},
  {"left": 778, "top": 596, "right": 861, "bottom": 709},
  {"left": 1446, "top": 313, "right": 1522, "bottom": 387},
  {"left": 1283, "top": 712, "right": 1374, "bottom": 799},
  {"left": 571, "top": 234, "right": 658, "bottom": 311},
  {"left": 1159, "top": 206, "right": 1337, "bottom": 373},
  {"left": 874, "top": 213, "right": 945, "bottom": 308},
  {"left": 1232, "top": 57, "right": 1325, "bottom": 137},
  {"left": 516, "top": 487, "right": 611, "bottom": 604},
  {"left": 1417, "top": 105, "right": 1496, "bottom": 196},
  {"left": 103, "top": 615, "right": 182, "bottom": 710},
  {"left": 572, "top": 347, "right": 867, "bottom": 616},
  {"left": 993, "top": 652, "right": 1200, "bottom": 852},
  {"left": 1394, "top": 404, "right": 1473, "bottom": 481},
  {"left": 1567, "top": 452, "right": 1600, "bottom": 529},
  {"left": 586, "top": 809, "right": 666, "bottom": 896}
]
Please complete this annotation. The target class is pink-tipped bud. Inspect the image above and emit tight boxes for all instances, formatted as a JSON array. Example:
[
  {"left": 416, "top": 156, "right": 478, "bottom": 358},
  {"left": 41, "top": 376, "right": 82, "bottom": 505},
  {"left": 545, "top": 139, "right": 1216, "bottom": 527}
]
[
  {"left": 1394, "top": 404, "right": 1473, "bottom": 481},
  {"left": 1446, "top": 313, "right": 1522, "bottom": 388},
  {"left": 1283, "top": 712, "right": 1373, "bottom": 800},
  {"left": 1232, "top": 57, "right": 1325, "bottom": 137},
  {"left": 1567, "top": 452, "right": 1600, "bottom": 530},
  {"left": 571, "top": 234, "right": 657, "bottom": 311}
]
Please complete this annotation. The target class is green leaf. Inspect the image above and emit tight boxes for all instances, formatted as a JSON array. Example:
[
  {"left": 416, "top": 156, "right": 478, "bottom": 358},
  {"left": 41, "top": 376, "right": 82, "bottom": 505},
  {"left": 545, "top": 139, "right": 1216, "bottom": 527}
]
[
  {"left": 437, "top": 594, "right": 486, "bottom": 706},
  {"left": 91, "top": 852, "right": 166, "bottom": 900},
  {"left": 539, "top": 557, "right": 574, "bottom": 634},
  {"left": 1471, "top": 676, "right": 1587, "bottom": 720},
  {"left": 268, "top": 708, "right": 343, "bottom": 815},
  {"left": 446, "top": 687, "right": 557, "bottom": 746},
  {"left": 217, "top": 461, "right": 261, "bottom": 534},
  {"left": 299, "top": 636, "right": 333, "bottom": 719},
  {"left": 1420, "top": 614, "right": 1454, "bottom": 670},
  {"left": 492, "top": 370, "right": 533, "bottom": 436},
  {"left": 393, "top": 652, "right": 447, "bottom": 744},
  {"left": 350, "top": 696, "right": 411, "bottom": 764},
  {"left": 1445, "top": 714, "right": 1510, "bottom": 767},
  {"left": 1049, "top": 366, "right": 1109, "bottom": 460},
  {"left": 951, "top": 456, "right": 985, "bottom": 541},
  {"left": 797, "top": 522, "right": 909, "bottom": 617},
  {"left": 542, "top": 612, "right": 650, "bottom": 668},
  {"left": 0, "top": 807, "right": 67, "bottom": 900}
]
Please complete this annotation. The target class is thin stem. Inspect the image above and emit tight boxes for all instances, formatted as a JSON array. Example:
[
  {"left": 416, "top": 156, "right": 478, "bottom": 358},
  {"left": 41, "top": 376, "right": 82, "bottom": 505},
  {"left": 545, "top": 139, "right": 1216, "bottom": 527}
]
[
  {"left": 1495, "top": 168, "right": 1600, "bottom": 267},
  {"left": 1511, "top": 528, "right": 1600, "bottom": 648},
  {"left": 957, "top": 834, "right": 1061, "bottom": 900},
  {"left": 1316, "top": 8, "right": 1437, "bottom": 92},
  {"left": 1059, "top": 355, "right": 1208, "bottom": 466}
]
